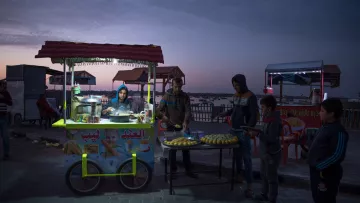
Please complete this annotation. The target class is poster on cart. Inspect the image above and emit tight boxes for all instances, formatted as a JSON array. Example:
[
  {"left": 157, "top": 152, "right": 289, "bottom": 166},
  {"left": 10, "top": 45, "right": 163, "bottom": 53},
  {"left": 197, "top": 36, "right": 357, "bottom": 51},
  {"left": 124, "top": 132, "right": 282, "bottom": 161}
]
[{"left": 63, "top": 129, "right": 154, "bottom": 174}]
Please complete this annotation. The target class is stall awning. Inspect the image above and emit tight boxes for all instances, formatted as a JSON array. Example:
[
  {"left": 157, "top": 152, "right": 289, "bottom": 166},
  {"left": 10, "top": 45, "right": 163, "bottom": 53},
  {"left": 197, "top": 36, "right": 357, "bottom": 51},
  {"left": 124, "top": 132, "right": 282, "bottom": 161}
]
[
  {"left": 265, "top": 60, "right": 324, "bottom": 73},
  {"left": 35, "top": 41, "right": 164, "bottom": 64},
  {"left": 133, "top": 66, "right": 185, "bottom": 78},
  {"left": 112, "top": 69, "right": 147, "bottom": 83},
  {"left": 49, "top": 70, "right": 96, "bottom": 85},
  {"left": 46, "top": 68, "right": 63, "bottom": 76},
  {"left": 267, "top": 63, "right": 341, "bottom": 88}
]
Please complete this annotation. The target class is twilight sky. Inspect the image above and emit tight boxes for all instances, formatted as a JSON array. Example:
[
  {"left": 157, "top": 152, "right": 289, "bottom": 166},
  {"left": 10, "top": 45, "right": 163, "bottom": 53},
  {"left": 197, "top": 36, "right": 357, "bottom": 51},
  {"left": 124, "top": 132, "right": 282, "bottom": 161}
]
[{"left": 0, "top": 0, "right": 359, "bottom": 97}]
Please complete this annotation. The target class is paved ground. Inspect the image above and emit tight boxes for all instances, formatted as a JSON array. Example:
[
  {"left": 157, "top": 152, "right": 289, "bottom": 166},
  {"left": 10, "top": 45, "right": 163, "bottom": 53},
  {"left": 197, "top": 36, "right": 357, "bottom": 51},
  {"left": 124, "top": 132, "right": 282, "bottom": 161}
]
[
  {"left": 14, "top": 122, "right": 360, "bottom": 191},
  {"left": 1, "top": 137, "right": 360, "bottom": 203}
]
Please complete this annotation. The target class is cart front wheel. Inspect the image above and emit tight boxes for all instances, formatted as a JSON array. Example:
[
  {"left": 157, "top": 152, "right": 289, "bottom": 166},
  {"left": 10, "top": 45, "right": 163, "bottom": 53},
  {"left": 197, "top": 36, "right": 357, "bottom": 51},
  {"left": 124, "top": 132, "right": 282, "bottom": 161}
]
[
  {"left": 117, "top": 159, "right": 152, "bottom": 192},
  {"left": 65, "top": 161, "right": 103, "bottom": 195}
]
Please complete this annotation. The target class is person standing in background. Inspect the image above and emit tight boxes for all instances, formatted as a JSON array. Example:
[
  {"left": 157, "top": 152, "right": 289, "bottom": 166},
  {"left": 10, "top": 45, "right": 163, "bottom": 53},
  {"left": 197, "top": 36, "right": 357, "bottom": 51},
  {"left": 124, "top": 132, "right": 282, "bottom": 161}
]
[
  {"left": 37, "top": 93, "right": 60, "bottom": 128},
  {"left": 0, "top": 82, "right": 13, "bottom": 160},
  {"left": 219, "top": 74, "right": 259, "bottom": 198}
]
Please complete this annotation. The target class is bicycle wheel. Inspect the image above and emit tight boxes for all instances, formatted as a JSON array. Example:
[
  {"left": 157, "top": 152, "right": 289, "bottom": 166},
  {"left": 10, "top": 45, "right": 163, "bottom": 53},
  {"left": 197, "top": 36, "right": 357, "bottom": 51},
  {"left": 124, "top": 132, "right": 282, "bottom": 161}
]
[
  {"left": 117, "top": 159, "right": 152, "bottom": 192},
  {"left": 65, "top": 161, "right": 103, "bottom": 195}
]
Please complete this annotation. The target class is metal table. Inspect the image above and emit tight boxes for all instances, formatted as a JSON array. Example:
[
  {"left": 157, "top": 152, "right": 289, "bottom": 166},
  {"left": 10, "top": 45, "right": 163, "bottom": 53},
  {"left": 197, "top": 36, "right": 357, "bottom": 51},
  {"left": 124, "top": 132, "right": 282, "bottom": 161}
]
[{"left": 159, "top": 136, "right": 239, "bottom": 195}]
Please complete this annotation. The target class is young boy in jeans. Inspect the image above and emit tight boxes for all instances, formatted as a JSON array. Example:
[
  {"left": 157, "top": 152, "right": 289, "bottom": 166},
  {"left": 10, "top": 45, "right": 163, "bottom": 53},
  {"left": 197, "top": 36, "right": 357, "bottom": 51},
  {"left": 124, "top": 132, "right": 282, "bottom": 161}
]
[
  {"left": 308, "top": 98, "right": 348, "bottom": 203},
  {"left": 253, "top": 95, "right": 282, "bottom": 203}
]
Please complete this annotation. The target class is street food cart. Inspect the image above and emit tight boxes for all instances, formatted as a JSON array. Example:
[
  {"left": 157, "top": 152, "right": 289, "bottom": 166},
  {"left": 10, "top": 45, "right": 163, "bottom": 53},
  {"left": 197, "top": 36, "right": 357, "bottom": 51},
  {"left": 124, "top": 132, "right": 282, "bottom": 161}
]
[
  {"left": 264, "top": 61, "right": 341, "bottom": 158},
  {"left": 35, "top": 41, "right": 164, "bottom": 195}
]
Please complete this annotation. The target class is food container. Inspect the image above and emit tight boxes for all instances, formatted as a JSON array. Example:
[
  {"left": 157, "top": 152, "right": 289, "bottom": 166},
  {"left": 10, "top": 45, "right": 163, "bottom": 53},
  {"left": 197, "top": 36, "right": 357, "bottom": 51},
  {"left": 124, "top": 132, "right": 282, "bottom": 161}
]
[
  {"left": 310, "top": 88, "right": 321, "bottom": 105},
  {"left": 81, "top": 96, "right": 102, "bottom": 118},
  {"left": 189, "top": 131, "right": 200, "bottom": 140},
  {"left": 163, "top": 131, "right": 183, "bottom": 139},
  {"left": 197, "top": 131, "right": 205, "bottom": 138},
  {"left": 76, "top": 114, "right": 90, "bottom": 123},
  {"left": 88, "top": 116, "right": 100, "bottom": 123},
  {"left": 109, "top": 114, "right": 130, "bottom": 123}
]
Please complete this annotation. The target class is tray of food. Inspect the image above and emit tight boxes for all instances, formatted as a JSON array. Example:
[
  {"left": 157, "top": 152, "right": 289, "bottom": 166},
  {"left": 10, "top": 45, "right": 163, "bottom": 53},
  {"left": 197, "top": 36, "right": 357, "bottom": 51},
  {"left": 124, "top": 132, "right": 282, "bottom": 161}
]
[
  {"left": 163, "top": 137, "right": 200, "bottom": 148},
  {"left": 200, "top": 134, "right": 238, "bottom": 145}
]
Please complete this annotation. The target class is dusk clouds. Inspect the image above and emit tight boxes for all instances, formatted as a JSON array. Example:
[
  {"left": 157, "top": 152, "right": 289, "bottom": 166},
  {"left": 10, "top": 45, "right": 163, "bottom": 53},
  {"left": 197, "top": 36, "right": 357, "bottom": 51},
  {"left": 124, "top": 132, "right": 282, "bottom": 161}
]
[{"left": 0, "top": 0, "right": 359, "bottom": 96}]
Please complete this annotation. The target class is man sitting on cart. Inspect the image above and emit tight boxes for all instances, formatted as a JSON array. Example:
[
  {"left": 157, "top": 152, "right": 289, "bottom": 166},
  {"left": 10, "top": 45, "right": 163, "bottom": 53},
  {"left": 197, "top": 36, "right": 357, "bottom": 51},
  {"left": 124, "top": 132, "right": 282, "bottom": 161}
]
[
  {"left": 102, "top": 84, "right": 132, "bottom": 115},
  {"left": 156, "top": 77, "right": 197, "bottom": 178}
]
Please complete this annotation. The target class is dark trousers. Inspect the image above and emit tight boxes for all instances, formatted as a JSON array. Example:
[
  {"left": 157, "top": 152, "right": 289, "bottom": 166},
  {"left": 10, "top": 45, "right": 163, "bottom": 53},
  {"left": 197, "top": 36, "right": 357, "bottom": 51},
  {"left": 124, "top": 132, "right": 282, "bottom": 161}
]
[
  {"left": 0, "top": 115, "right": 10, "bottom": 155},
  {"left": 167, "top": 127, "right": 192, "bottom": 172},
  {"left": 310, "top": 165, "right": 342, "bottom": 203},
  {"left": 260, "top": 152, "right": 281, "bottom": 202},
  {"left": 233, "top": 131, "right": 253, "bottom": 184}
]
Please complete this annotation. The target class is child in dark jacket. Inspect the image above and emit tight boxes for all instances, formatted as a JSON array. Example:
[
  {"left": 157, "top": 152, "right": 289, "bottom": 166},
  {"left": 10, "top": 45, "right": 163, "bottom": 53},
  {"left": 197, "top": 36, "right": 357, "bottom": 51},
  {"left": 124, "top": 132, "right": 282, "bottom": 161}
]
[
  {"left": 253, "top": 95, "right": 282, "bottom": 203},
  {"left": 308, "top": 98, "right": 348, "bottom": 203}
]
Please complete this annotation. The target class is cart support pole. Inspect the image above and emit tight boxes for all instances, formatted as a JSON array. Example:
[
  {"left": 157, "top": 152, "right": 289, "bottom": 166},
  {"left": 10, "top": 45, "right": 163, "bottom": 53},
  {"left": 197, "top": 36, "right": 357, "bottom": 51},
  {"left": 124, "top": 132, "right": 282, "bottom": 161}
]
[
  {"left": 321, "top": 69, "right": 324, "bottom": 102},
  {"left": 147, "top": 64, "right": 151, "bottom": 103},
  {"left": 152, "top": 63, "right": 157, "bottom": 121},
  {"left": 264, "top": 72, "right": 267, "bottom": 88},
  {"left": 63, "top": 59, "right": 67, "bottom": 123},
  {"left": 70, "top": 64, "right": 74, "bottom": 102},
  {"left": 279, "top": 80, "right": 283, "bottom": 104}
]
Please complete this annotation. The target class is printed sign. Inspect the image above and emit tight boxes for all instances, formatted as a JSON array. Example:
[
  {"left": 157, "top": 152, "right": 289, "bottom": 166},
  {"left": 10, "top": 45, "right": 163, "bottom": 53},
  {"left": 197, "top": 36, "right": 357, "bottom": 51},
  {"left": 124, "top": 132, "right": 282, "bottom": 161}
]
[
  {"left": 277, "top": 105, "right": 321, "bottom": 128},
  {"left": 81, "top": 130, "right": 101, "bottom": 142},
  {"left": 63, "top": 128, "right": 154, "bottom": 174}
]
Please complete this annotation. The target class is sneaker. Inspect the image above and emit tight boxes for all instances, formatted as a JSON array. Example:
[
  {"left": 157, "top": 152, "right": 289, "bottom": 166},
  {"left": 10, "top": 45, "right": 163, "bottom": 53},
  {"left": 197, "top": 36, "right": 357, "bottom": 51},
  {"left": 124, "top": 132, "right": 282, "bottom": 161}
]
[
  {"left": 236, "top": 174, "right": 244, "bottom": 183},
  {"left": 253, "top": 193, "right": 269, "bottom": 201},
  {"left": 3, "top": 154, "right": 10, "bottom": 161},
  {"left": 167, "top": 174, "right": 177, "bottom": 180},
  {"left": 244, "top": 189, "right": 254, "bottom": 198},
  {"left": 185, "top": 171, "right": 198, "bottom": 179}
]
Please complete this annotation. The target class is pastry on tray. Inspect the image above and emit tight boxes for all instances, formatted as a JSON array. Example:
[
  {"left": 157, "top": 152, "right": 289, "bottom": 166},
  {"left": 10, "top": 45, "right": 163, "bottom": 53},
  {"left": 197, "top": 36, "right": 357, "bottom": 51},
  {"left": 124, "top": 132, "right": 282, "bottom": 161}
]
[
  {"left": 163, "top": 137, "right": 199, "bottom": 146},
  {"left": 201, "top": 134, "right": 238, "bottom": 145}
]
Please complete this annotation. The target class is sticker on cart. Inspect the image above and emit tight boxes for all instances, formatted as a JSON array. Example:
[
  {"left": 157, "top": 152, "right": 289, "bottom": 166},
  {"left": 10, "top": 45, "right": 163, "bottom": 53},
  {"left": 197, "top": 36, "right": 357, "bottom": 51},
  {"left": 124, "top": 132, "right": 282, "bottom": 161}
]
[
  {"left": 125, "top": 140, "right": 133, "bottom": 153},
  {"left": 81, "top": 130, "right": 100, "bottom": 142},
  {"left": 100, "top": 130, "right": 125, "bottom": 157},
  {"left": 120, "top": 129, "right": 145, "bottom": 139},
  {"left": 118, "top": 129, "right": 149, "bottom": 152},
  {"left": 139, "top": 138, "right": 150, "bottom": 152}
]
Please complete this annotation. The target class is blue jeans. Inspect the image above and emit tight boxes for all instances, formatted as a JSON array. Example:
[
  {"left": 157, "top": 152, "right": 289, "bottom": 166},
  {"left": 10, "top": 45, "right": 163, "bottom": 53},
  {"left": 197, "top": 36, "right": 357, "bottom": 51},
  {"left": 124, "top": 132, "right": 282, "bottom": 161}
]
[
  {"left": 233, "top": 130, "right": 253, "bottom": 184},
  {"left": 0, "top": 116, "right": 9, "bottom": 155}
]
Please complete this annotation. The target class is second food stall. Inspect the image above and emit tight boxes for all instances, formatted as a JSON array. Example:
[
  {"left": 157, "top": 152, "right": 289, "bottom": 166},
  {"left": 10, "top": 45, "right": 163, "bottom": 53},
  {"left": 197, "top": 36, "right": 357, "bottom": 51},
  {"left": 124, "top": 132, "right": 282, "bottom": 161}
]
[
  {"left": 264, "top": 60, "right": 341, "bottom": 128},
  {"left": 263, "top": 60, "right": 341, "bottom": 159},
  {"left": 35, "top": 41, "right": 164, "bottom": 195}
]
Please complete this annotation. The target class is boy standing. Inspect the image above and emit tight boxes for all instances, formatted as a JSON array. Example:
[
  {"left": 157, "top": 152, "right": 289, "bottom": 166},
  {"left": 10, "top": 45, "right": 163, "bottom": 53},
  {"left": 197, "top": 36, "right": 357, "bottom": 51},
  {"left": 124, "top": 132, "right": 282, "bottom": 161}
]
[
  {"left": 308, "top": 98, "right": 348, "bottom": 203},
  {"left": 219, "top": 74, "right": 258, "bottom": 197},
  {"left": 253, "top": 95, "right": 282, "bottom": 203}
]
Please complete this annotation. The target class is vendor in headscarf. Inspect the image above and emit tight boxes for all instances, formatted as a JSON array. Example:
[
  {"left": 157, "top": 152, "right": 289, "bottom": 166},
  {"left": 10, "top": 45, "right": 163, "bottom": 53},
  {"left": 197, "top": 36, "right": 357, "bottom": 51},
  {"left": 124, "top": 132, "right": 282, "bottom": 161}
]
[{"left": 102, "top": 84, "right": 132, "bottom": 115}]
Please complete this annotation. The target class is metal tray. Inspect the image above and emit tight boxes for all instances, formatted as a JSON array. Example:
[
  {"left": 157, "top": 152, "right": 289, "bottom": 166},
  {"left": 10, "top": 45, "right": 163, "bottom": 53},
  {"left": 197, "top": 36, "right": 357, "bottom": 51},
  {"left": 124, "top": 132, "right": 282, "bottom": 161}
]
[
  {"left": 162, "top": 141, "right": 201, "bottom": 148},
  {"left": 202, "top": 143, "right": 238, "bottom": 147}
]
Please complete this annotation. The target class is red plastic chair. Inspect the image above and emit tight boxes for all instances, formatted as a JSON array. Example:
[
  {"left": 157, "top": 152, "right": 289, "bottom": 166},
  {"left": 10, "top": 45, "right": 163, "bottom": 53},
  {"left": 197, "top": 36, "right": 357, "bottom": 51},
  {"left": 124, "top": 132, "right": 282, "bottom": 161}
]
[{"left": 281, "top": 119, "right": 304, "bottom": 164}]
